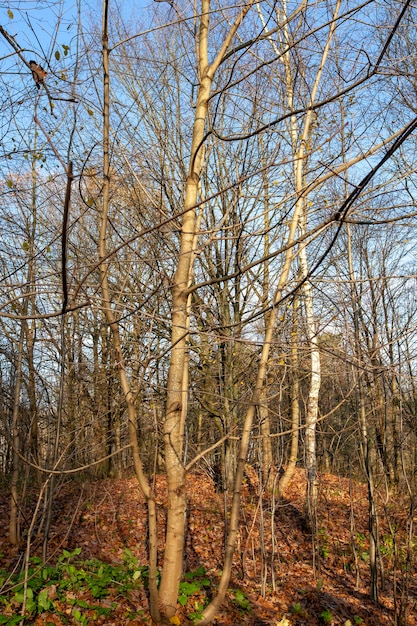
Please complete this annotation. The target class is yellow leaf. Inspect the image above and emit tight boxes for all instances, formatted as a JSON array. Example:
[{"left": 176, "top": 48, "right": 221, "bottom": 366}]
[
  {"left": 169, "top": 617, "right": 181, "bottom": 625},
  {"left": 7, "top": 9, "right": 14, "bottom": 18}
]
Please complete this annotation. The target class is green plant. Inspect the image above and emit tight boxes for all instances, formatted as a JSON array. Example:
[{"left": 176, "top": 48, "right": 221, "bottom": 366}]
[
  {"left": 123, "top": 548, "right": 154, "bottom": 586},
  {"left": 178, "top": 567, "right": 210, "bottom": 607},
  {"left": 291, "top": 601, "right": 304, "bottom": 616},
  {"left": 188, "top": 602, "right": 205, "bottom": 623},
  {"left": 0, "top": 548, "right": 145, "bottom": 625},
  {"left": 320, "top": 608, "right": 333, "bottom": 623},
  {"left": 230, "top": 588, "right": 251, "bottom": 612},
  {"left": 353, "top": 616, "right": 363, "bottom": 625},
  {"left": 0, "top": 617, "right": 25, "bottom": 625},
  {"left": 319, "top": 528, "right": 331, "bottom": 559},
  {"left": 380, "top": 534, "right": 394, "bottom": 557},
  {"left": 73, "top": 607, "right": 88, "bottom": 625},
  {"left": 355, "top": 532, "right": 366, "bottom": 546}
]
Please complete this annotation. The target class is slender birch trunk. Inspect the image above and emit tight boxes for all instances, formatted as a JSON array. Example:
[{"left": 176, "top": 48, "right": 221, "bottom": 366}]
[
  {"left": 299, "top": 224, "right": 321, "bottom": 533},
  {"left": 279, "top": 294, "right": 300, "bottom": 493},
  {"left": 279, "top": 0, "right": 341, "bottom": 531},
  {"left": 292, "top": 0, "right": 341, "bottom": 532}
]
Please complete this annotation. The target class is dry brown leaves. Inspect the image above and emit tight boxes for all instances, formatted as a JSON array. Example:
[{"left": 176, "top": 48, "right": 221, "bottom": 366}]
[{"left": 0, "top": 468, "right": 415, "bottom": 625}]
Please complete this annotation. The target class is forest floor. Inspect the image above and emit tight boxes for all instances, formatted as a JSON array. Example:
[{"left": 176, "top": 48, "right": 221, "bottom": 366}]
[{"left": 0, "top": 468, "right": 416, "bottom": 625}]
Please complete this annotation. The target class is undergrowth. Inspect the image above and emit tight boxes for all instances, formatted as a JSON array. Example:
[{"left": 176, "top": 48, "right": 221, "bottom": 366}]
[
  {"left": 0, "top": 548, "right": 214, "bottom": 625},
  {"left": 0, "top": 547, "right": 147, "bottom": 624}
]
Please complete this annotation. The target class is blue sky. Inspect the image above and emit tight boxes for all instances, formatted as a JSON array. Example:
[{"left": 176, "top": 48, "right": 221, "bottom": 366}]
[
  {"left": 0, "top": 0, "right": 154, "bottom": 75},
  {"left": 1, "top": 1, "right": 78, "bottom": 62}
]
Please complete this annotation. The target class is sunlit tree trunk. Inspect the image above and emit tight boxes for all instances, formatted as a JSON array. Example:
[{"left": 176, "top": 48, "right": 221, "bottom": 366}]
[
  {"left": 300, "top": 245, "right": 321, "bottom": 534},
  {"left": 158, "top": 8, "right": 209, "bottom": 616},
  {"left": 289, "top": 0, "right": 341, "bottom": 534},
  {"left": 279, "top": 294, "right": 300, "bottom": 493},
  {"left": 159, "top": 2, "right": 254, "bottom": 618}
]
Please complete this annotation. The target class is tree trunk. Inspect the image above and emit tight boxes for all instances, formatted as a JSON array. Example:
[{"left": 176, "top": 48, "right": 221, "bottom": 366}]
[
  {"left": 299, "top": 232, "right": 321, "bottom": 533},
  {"left": 279, "top": 296, "right": 300, "bottom": 494},
  {"left": 159, "top": 1, "right": 254, "bottom": 617}
]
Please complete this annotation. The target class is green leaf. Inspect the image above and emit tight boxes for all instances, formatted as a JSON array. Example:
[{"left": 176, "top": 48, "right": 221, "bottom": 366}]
[
  {"left": 7, "top": 9, "right": 14, "bottom": 19},
  {"left": 185, "top": 567, "right": 206, "bottom": 579},
  {"left": 55, "top": 50, "right": 61, "bottom": 60},
  {"left": 14, "top": 591, "right": 24, "bottom": 604},
  {"left": 179, "top": 581, "right": 200, "bottom": 595},
  {"left": 38, "top": 589, "right": 50, "bottom": 611},
  {"left": 178, "top": 594, "right": 188, "bottom": 606},
  {"left": 77, "top": 600, "right": 90, "bottom": 608}
]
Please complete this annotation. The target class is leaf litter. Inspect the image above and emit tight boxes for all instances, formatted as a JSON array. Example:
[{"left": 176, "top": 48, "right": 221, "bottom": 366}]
[{"left": 0, "top": 468, "right": 415, "bottom": 625}]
